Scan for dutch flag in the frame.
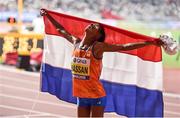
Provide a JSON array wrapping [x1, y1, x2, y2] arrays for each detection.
[[41, 9, 163, 117]]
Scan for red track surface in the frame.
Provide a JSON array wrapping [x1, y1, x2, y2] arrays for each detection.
[[0, 65, 180, 117]]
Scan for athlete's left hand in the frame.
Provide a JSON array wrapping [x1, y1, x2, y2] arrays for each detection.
[[150, 39, 164, 46], [159, 35, 174, 45], [154, 39, 164, 46]]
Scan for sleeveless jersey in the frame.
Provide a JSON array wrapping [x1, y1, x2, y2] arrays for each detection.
[[71, 43, 106, 98]]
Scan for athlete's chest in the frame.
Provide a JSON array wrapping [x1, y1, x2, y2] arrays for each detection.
[[71, 49, 92, 80]]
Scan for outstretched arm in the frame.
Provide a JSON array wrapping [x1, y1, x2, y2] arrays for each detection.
[[93, 40, 163, 59], [40, 9, 80, 44], [101, 41, 159, 52]]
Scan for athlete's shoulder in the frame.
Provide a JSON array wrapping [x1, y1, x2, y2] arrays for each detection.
[[74, 38, 81, 44], [92, 42, 105, 60], [93, 41, 107, 50], [73, 40, 81, 48]]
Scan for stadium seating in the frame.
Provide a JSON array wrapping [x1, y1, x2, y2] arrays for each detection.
[[0, 0, 179, 21]]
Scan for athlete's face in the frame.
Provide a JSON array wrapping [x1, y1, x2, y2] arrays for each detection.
[[85, 23, 101, 41]]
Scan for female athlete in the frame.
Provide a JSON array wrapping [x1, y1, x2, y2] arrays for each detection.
[[40, 9, 163, 117]]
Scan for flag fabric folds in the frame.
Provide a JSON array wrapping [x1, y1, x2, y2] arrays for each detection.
[[41, 9, 163, 117]]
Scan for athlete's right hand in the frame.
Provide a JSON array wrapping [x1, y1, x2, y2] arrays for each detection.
[[40, 9, 47, 16]]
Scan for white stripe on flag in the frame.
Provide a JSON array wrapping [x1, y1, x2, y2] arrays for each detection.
[[43, 34, 163, 91]]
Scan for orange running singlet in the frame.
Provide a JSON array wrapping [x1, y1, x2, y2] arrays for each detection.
[[71, 43, 106, 98]]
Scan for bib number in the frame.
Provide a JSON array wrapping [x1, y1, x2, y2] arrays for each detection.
[[71, 57, 90, 80]]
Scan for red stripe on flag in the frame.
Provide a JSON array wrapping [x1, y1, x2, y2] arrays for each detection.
[[43, 9, 162, 62]]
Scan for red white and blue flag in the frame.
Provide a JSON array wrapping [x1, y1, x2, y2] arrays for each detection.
[[41, 9, 163, 117]]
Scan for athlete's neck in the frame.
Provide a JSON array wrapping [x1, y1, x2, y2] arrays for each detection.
[[81, 34, 95, 48]]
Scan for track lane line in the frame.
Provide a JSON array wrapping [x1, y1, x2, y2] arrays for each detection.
[[0, 93, 76, 109], [0, 76, 39, 85], [0, 105, 64, 117], [164, 111, 180, 116]]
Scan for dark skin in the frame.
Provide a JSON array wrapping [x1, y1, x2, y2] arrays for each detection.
[[40, 9, 163, 117]]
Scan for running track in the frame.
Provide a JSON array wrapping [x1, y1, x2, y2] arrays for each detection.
[[0, 65, 180, 117]]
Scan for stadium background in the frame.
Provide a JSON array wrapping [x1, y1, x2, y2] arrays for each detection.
[[0, 0, 180, 117]]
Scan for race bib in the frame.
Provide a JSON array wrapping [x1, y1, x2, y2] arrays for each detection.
[[71, 57, 90, 80]]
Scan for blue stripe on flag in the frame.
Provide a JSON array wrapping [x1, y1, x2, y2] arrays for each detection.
[[41, 63, 163, 117]]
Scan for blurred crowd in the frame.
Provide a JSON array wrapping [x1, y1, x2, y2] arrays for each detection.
[[0, 0, 180, 21]]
